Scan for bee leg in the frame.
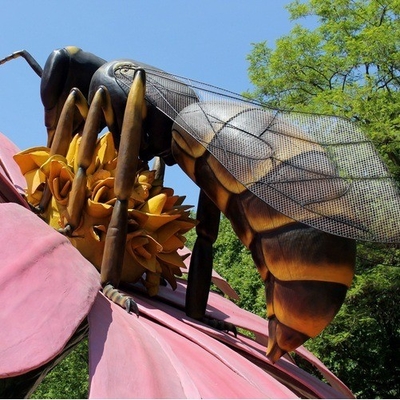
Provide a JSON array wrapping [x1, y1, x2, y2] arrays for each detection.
[[35, 88, 89, 214], [152, 156, 166, 181], [201, 316, 237, 336], [49, 88, 89, 155], [186, 190, 237, 336], [61, 85, 114, 233], [103, 284, 139, 315], [100, 69, 147, 316]]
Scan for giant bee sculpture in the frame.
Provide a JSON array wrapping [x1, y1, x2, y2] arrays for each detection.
[[2, 46, 400, 362]]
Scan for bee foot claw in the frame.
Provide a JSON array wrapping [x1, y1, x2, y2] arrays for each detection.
[[103, 283, 140, 317], [201, 316, 237, 337], [58, 225, 72, 236], [125, 298, 140, 317], [29, 203, 43, 214]]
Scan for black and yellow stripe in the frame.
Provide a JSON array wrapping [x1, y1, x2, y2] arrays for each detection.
[[172, 114, 356, 363]]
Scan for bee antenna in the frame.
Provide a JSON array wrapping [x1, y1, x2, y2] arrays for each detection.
[[0, 50, 43, 78]]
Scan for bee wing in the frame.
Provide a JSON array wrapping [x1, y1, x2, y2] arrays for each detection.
[[113, 61, 198, 113], [116, 64, 400, 243], [178, 101, 400, 243]]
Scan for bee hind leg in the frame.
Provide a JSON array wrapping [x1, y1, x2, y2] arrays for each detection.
[[201, 316, 237, 336], [186, 190, 237, 336]]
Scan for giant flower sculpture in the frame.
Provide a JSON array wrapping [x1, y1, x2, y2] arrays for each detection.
[[13, 131, 196, 297], [0, 131, 354, 398]]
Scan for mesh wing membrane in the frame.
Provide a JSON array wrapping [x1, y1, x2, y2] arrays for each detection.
[[115, 64, 400, 243]]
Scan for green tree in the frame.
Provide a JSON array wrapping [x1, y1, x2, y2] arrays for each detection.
[[245, 1, 400, 397]]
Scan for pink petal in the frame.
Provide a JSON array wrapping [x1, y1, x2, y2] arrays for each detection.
[[139, 290, 351, 398], [0, 132, 29, 208], [88, 293, 202, 399], [292, 346, 354, 398], [152, 278, 270, 346], [0, 203, 100, 377], [177, 248, 353, 398], [88, 292, 296, 399], [89, 280, 352, 398]]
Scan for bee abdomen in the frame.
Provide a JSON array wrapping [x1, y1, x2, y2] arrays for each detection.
[[254, 225, 356, 363], [226, 191, 356, 362], [265, 276, 349, 362], [171, 127, 357, 362]]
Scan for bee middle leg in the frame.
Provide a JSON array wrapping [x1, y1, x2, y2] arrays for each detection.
[[99, 69, 147, 316]]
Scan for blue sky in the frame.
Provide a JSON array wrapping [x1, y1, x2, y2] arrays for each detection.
[[0, 0, 302, 208]]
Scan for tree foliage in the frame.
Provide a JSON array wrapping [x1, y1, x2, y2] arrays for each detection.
[[306, 263, 400, 398], [247, 0, 400, 178]]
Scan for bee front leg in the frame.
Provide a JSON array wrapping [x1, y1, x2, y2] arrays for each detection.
[[100, 69, 147, 316], [36, 88, 89, 214], [186, 190, 237, 335]]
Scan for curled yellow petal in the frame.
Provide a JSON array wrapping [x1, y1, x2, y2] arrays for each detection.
[[130, 185, 149, 206], [91, 177, 116, 204], [41, 158, 74, 205], [140, 193, 167, 214], [155, 221, 182, 243], [127, 209, 149, 229], [23, 170, 45, 205], [13, 147, 50, 175], [103, 157, 118, 172], [51, 178, 67, 206], [86, 198, 114, 219], [87, 169, 112, 190], [30, 169, 47, 194], [84, 132, 117, 175], [160, 235, 186, 253], [143, 213, 181, 232], [41, 155, 70, 176], [137, 170, 155, 185], [157, 251, 187, 269], [90, 225, 107, 242], [96, 132, 117, 165], [126, 231, 162, 273], [65, 134, 81, 165]]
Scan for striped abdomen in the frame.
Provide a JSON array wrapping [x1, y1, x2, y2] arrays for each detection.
[[171, 109, 356, 362]]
